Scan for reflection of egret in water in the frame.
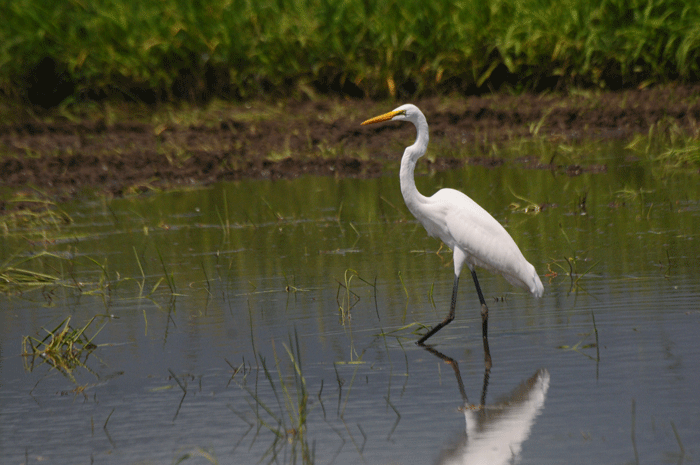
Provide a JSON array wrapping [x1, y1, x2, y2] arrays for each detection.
[[423, 346, 550, 465]]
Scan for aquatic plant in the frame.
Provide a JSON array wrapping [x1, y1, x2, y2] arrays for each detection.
[[557, 311, 600, 363], [336, 268, 376, 322], [21, 316, 106, 383], [0, 251, 67, 294], [174, 447, 220, 465], [546, 224, 599, 293], [236, 332, 314, 464], [0, 194, 72, 233]]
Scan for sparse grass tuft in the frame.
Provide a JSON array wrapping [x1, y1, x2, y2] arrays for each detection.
[[557, 311, 600, 362], [546, 224, 598, 293], [236, 331, 314, 464], [626, 121, 700, 170], [336, 269, 376, 322], [508, 188, 542, 214], [1, 193, 72, 236], [0, 252, 62, 293], [22, 316, 106, 383]]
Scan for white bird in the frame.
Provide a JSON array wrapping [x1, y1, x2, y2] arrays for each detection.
[[362, 104, 543, 362]]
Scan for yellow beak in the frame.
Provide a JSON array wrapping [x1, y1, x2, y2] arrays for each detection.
[[361, 109, 405, 125]]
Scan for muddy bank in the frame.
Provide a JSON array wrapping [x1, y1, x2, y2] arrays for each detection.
[[1, 84, 699, 204]]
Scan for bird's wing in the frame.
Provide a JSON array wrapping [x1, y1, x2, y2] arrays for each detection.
[[433, 189, 539, 293]]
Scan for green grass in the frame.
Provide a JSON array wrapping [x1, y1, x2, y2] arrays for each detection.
[[0, 252, 63, 293], [0, 193, 72, 233], [234, 332, 314, 464], [22, 316, 106, 383], [626, 120, 700, 169], [2, 0, 700, 105]]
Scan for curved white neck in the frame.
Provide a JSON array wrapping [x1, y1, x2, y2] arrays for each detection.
[[399, 113, 430, 213]]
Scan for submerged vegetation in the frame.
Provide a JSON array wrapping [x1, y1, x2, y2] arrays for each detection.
[[234, 333, 314, 464], [0, 191, 181, 301], [0, 193, 71, 232], [626, 121, 700, 169], [2, 0, 700, 106], [22, 316, 105, 383], [0, 252, 62, 293]]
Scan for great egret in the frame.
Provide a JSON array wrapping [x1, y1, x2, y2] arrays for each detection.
[[362, 104, 543, 361]]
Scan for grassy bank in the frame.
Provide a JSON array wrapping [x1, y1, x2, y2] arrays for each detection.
[[2, 0, 700, 106]]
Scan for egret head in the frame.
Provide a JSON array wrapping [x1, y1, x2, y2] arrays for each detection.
[[361, 104, 421, 126]]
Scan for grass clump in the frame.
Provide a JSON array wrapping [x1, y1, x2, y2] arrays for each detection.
[[1, 193, 72, 233], [2, 0, 700, 106], [0, 252, 62, 293], [627, 121, 700, 169], [22, 316, 106, 383]]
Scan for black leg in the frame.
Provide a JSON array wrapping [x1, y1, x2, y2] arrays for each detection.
[[417, 275, 459, 345], [471, 270, 492, 370]]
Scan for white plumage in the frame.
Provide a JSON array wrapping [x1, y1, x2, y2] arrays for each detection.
[[362, 104, 543, 353]]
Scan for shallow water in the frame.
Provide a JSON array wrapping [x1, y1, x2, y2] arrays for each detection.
[[1, 157, 699, 464]]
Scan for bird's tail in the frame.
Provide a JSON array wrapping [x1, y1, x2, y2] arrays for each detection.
[[531, 273, 544, 298]]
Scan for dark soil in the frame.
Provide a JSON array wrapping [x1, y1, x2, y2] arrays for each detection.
[[2, 84, 699, 208]]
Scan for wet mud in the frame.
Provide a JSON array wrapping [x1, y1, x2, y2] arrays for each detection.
[[1, 84, 699, 206]]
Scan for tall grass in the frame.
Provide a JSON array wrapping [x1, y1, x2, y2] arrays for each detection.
[[1, 0, 699, 105], [235, 332, 314, 464]]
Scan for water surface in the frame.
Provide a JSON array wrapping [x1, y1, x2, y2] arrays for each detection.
[[1, 157, 699, 464]]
